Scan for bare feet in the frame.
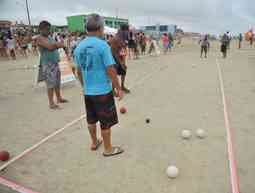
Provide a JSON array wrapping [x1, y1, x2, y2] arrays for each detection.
[[90, 139, 103, 151]]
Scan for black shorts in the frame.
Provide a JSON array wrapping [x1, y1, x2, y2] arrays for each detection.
[[201, 46, 208, 52], [221, 45, 227, 53], [84, 92, 118, 130], [21, 45, 28, 50], [128, 40, 136, 49], [114, 63, 126, 76]]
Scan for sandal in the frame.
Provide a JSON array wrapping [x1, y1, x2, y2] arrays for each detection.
[[91, 139, 103, 151], [50, 104, 60, 109], [103, 146, 124, 157], [58, 99, 69, 103], [122, 87, 131, 94]]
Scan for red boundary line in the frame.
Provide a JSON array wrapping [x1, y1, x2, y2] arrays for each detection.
[[216, 58, 240, 193], [0, 115, 86, 171], [0, 176, 40, 193]]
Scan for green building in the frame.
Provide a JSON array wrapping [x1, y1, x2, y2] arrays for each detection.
[[67, 14, 129, 32]]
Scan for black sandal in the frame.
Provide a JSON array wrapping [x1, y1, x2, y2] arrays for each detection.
[[58, 99, 69, 103], [103, 147, 124, 157]]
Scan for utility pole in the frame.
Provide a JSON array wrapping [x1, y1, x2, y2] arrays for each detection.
[[115, 8, 119, 19], [25, 0, 31, 26]]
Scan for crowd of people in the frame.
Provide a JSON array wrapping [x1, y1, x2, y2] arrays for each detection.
[[0, 31, 35, 60], [0, 30, 86, 60], [0, 26, 178, 61]]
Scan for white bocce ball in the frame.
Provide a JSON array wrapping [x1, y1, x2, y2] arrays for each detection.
[[196, 129, 206, 138], [166, 165, 179, 179], [182, 130, 192, 139]]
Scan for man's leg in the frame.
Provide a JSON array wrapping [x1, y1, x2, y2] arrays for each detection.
[[223, 50, 227, 58], [88, 124, 100, 150], [55, 87, 68, 103], [55, 66, 68, 103], [121, 75, 130, 93], [47, 88, 58, 108], [121, 75, 125, 89], [101, 128, 112, 153]]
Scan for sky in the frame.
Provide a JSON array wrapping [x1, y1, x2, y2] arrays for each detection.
[[0, 0, 254, 35]]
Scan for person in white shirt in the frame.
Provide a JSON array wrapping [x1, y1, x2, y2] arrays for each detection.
[[7, 36, 16, 60]]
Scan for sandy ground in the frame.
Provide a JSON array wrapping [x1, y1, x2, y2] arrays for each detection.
[[0, 39, 254, 193]]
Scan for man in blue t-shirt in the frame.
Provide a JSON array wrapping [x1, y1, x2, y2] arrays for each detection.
[[74, 14, 124, 157]]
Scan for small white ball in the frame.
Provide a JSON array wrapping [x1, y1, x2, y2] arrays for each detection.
[[166, 166, 179, 179], [182, 130, 191, 139], [196, 129, 206, 138]]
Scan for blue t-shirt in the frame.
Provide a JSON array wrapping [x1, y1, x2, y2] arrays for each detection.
[[74, 37, 115, 95]]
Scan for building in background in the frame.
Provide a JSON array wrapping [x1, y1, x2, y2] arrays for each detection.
[[67, 14, 129, 32], [139, 24, 177, 38]]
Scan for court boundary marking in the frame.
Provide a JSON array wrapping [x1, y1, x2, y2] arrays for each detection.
[[0, 176, 40, 193], [216, 57, 240, 193]]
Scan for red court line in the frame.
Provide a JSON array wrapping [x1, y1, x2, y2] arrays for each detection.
[[216, 58, 240, 193], [0, 115, 86, 172], [0, 176, 40, 193]]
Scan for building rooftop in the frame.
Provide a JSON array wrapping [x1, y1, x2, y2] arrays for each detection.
[[67, 14, 128, 21]]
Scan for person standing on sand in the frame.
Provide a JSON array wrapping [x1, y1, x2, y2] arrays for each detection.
[[36, 21, 69, 109], [161, 33, 169, 54], [168, 33, 174, 51], [140, 33, 147, 55], [238, 33, 243, 49], [20, 34, 29, 58], [6, 36, 16, 60], [128, 31, 136, 59], [109, 24, 131, 94], [221, 33, 229, 58], [74, 14, 124, 157], [249, 31, 254, 46], [200, 35, 210, 58]]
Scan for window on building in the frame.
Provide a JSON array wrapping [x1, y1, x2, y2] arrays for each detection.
[[159, 25, 168, 32], [145, 26, 156, 31]]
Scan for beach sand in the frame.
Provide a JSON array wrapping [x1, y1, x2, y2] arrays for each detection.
[[0, 38, 254, 193]]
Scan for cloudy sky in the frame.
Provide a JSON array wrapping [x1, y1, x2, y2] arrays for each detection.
[[0, 0, 254, 34]]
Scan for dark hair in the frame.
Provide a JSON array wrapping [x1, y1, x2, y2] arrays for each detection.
[[39, 21, 51, 30]]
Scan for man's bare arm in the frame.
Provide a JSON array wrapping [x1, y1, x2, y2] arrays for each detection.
[[107, 65, 123, 100], [107, 66, 121, 90], [76, 67, 83, 87], [36, 36, 63, 51]]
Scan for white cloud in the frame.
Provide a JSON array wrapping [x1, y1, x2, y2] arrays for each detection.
[[0, 0, 254, 34]]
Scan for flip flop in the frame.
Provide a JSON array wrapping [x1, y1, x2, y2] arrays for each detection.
[[103, 146, 124, 157], [58, 99, 69, 103], [122, 88, 131, 94], [91, 139, 103, 151], [49, 104, 60, 110]]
